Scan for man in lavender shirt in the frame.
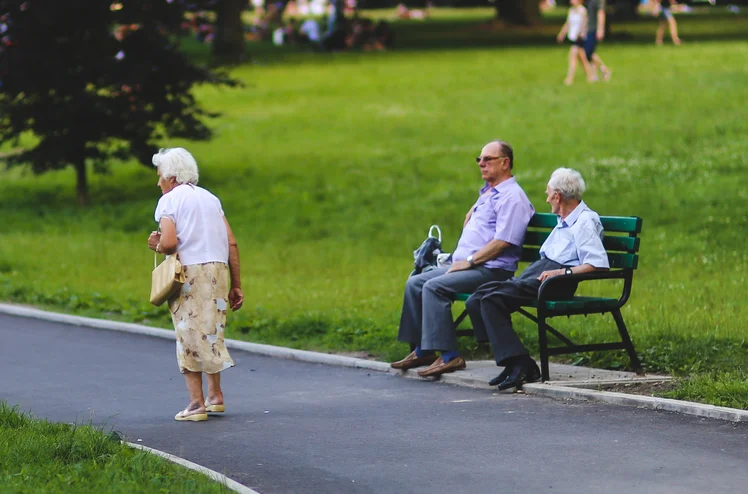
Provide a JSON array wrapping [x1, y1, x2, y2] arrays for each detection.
[[391, 140, 535, 378]]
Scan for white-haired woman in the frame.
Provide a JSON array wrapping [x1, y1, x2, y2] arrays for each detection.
[[147, 147, 243, 422]]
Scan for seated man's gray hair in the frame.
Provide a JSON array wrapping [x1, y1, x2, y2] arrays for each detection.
[[152, 147, 199, 185], [548, 167, 586, 201]]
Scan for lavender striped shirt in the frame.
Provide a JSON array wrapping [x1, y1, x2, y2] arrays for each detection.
[[452, 177, 535, 272]]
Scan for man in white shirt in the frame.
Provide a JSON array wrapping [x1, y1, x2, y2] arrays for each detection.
[[465, 168, 609, 390]]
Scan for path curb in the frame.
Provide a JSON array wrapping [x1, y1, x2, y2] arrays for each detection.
[[522, 384, 748, 422], [2, 302, 747, 423], [126, 442, 260, 494]]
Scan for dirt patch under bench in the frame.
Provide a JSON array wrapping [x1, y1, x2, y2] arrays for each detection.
[[594, 380, 678, 396]]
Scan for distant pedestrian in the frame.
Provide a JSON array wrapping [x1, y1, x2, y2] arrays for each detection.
[[148, 148, 244, 422], [655, 0, 681, 45], [584, 0, 612, 82], [300, 18, 322, 46], [556, 0, 595, 85]]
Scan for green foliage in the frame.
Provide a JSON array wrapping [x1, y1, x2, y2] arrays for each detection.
[[0, 13, 747, 407], [0, 402, 227, 493]]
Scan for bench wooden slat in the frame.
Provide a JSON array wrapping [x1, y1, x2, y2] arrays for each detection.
[[528, 214, 558, 228], [523, 231, 550, 246], [603, 235, 640, 253], [600, 216, 642, 234], [521, 247, 638, 269], [526, 230, 639, 252], [607, 253, 638, 269], [525, 231, 639, 252], [545, 297, 619, 311], [529, 213, 642, 235]]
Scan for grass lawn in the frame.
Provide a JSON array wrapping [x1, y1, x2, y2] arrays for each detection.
[[1, 11, 747, 407], [0, 402, 227, 493]]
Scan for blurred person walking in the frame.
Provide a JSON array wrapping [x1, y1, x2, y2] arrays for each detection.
[[147, 148, 244, 422], [556, 0, 595, 85], [584, 0, 612, 81], [654, 0, 682, 45]]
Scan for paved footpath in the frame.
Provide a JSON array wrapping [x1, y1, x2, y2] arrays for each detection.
[[2, 314, 748, 494]]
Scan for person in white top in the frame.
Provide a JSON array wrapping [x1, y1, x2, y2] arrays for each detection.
[[147, 147, 244, 422], [556, 0, 595, 86]]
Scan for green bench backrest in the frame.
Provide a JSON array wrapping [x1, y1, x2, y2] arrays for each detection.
[[521, 213, 642, 270]]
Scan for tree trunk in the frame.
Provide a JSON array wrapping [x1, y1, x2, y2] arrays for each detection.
[[495, 0, 542, 26], [212, 0, 246, 63], [75, 160, 89, 207], [611, 0, 639, 21]]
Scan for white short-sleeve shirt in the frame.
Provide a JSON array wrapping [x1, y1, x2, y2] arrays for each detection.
[[539, 201, 610, 269], [567, 6, 586, 41], [154, 184, 229, 266]]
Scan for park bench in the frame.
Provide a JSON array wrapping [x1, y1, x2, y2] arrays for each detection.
[[453, 212, 643, 382]]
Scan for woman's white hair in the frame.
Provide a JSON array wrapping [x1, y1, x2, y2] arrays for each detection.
[[547, 167, 586, 201], [152, 148, 199, 185]]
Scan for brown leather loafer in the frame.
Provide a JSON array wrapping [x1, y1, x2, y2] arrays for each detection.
[[417, 356, 467, 377], [390, 351, 438, 370]]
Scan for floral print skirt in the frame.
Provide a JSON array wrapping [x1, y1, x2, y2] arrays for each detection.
[[168, 262, 235, 374]]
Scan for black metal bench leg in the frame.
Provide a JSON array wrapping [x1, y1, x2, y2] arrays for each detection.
[[538, 312, 550, 382], [611, 308, 643, 375]]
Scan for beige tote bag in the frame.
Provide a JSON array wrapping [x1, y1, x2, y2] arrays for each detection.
[[150, 252, 186, 306]]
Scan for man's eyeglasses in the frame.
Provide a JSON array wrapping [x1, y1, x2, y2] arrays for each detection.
[[476, 156, 506, 164]]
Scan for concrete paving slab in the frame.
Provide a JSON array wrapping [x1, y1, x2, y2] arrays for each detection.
[[391, 359, 671, 390]]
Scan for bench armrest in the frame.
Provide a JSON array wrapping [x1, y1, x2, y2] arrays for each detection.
[[538, 269, 632, 307]]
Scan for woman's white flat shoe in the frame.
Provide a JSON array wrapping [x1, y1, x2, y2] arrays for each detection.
[[204, 399, 225, 413], [174, 408, 208, 422]]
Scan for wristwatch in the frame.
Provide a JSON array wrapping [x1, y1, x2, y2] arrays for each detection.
[[564, 267, 573, 275], [467, 255, 476, 267]]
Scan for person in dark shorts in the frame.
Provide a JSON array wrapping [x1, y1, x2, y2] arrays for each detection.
[[584, 0, 612, 82], [556, 0, 594, 85], [655, 0, 682, 45]]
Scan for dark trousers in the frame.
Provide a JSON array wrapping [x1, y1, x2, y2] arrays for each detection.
[[465, 259, 577, 365]]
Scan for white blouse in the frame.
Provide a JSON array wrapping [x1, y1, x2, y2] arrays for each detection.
[[154, 184, 229, 266], [567, 6, 586, 42]]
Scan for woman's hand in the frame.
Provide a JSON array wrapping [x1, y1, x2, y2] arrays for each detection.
[[229, 287, 244, 311], [148, 231, 161, 252]]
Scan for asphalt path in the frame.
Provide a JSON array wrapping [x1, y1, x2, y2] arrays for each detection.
[[2, 313, 748, 493]]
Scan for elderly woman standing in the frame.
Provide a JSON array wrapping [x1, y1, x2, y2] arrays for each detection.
[[147, 148, 243, 422]]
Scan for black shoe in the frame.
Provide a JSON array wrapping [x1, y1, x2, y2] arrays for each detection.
[[488, 367, 511, 387], [497, 359, 541, 391]]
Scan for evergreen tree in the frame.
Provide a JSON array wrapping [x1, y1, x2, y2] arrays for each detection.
[[0, 0, 236, 206]]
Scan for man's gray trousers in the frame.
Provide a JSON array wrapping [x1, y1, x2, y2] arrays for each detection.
[[465, 258, 577, 365], [397, 265, 512, 352]]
